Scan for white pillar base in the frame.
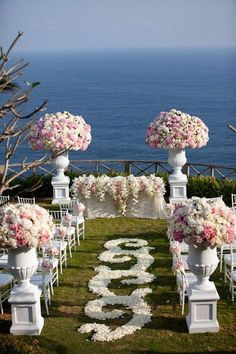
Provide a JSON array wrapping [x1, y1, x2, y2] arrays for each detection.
[[8, 285, 44, 335], [169, 180, 187, 204], [51, 175, 71, 204], [186, 282, 220, 333]]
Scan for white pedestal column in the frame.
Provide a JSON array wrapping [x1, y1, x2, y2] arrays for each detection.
[[168, 149, 187, 203], [7, 247, 44, 335], [51, 152, 71, 204], [186, 283, 220, 333], [8, 286, 44, 335]]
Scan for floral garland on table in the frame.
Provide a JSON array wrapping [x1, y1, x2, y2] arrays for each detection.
[[77, 238, 155, 342], [0, 204, 54, 248], [71, 174, 165, 215], [145, 108, 209, 150], [29, 111, 91, 152], [167, 197, 236, 248]]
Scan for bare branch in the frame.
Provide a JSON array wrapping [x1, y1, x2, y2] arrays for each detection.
[[228, 124, 236, 133], [10, 99, 48, 119]]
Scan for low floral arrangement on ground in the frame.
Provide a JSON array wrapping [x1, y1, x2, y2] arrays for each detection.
[[78, 238, 155, 342], [167, 197, 236, 248], [29, 111, 91, 152], [145, 108, 209, 149], [0, 204, 54, 248], [70, 174, 165, 214]]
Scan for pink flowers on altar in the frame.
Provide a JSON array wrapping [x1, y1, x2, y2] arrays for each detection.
[[29, 111, 92, 152], [167, 197, 236, 248], [145, 109, 209, 150], [0, 204, 54, 249], [75, 202, 85, 214]]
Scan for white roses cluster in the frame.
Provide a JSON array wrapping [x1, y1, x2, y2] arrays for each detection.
[[77, 238, 155, 341], [71, 174, 165, 215]]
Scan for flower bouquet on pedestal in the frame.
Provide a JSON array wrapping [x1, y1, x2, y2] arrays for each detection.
[[145, 109, 209, 202], [167, 197, 236, 333], [0, 203, 54, 335], [29, 111, 91, 204]]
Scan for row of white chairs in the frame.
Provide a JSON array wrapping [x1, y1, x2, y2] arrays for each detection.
[[0, 196, 35, 204], [0, 198, 86, 315]]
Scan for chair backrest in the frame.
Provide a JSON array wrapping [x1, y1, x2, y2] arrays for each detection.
[[206, 196, 223, 203], [48, 210, 67, 223], [0, 195, 10, 203], [17, 196, 35, 204], [59, 198, 79, 214], [231, 194, 236, 208]]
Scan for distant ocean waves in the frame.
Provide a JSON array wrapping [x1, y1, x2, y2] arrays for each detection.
[[11, 48, 236, 167]]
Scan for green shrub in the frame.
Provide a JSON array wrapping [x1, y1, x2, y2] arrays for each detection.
[[6, 172, 236, 206]]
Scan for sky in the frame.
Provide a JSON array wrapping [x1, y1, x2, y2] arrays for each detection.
[[0, 0, 235, 51]]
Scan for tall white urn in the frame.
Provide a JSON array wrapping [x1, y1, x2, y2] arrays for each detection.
[[186, 244, 220, 334], [8, 247, 44, 335], [187, 244, 219, 290], [167, 148, 187, 203], [51, 151, 71, 204]]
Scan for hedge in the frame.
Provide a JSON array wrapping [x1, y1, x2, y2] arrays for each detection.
[[5, 172, 236, 207]]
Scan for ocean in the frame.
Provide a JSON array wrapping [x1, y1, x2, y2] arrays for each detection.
[[9, 48, 236, 167]]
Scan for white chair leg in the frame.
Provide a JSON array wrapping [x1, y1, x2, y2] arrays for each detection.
[[220, 248, 223, 272], [83, 221, 85, 240], [0, 295, 3, 314]]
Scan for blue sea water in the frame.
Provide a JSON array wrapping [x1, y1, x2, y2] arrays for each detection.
[[10, 48, 236, 166]]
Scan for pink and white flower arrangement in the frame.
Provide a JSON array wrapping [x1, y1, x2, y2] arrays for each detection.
[[75, 202, 85, 215], [29, 111, 92, 152], [64, 213, 73, 222], [71, 174, 165, 215], [46, 246, 59, 257], [0, 204, 54, 249], [169, 242, 181, 255], [167, 197, 236, 248], [56, 225, 68, 239], [145, 109, 209, 150], [172, 260, 185, 274]]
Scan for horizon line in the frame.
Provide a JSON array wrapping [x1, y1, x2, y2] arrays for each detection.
[[12, 46, 236, 54]]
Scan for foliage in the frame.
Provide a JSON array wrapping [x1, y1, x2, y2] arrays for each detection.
[[187, 176, 236, 206], [6, 172, 236, 206], [0, 32, 49, 196]]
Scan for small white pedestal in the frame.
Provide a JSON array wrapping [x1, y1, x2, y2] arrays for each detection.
[[167, 149, 187, 203], [169, 179, 187, 204], [186, 282, 220, 334], [51, 175, 71, 204], [8, 285, 44, 335]]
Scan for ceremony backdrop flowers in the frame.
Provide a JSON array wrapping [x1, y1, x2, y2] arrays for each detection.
[[71, 174, 165, 214], [167, 197, 236, 248], [29, 111, 91, 152], [0, 204, 54, 248], [145, 108, 209, 150]]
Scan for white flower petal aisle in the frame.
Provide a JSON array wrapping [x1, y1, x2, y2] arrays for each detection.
[[77, 238, 155, 342]]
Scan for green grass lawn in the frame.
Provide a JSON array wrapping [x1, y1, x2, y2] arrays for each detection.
[[0, 217, 236, 354]]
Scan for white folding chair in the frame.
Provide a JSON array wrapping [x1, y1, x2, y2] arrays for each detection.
[[48, 210, 76, 258], [230, 270, 236, 301], [218, 241, 236, 272], [37, 253, 59, 295], [17, 196, 35, 204], [0, 272, 14, 314], [0, 252, 8, 268], [0, 195, 10, 204], [224, 243, 236, 285], [49, 223, 68, 274], [176, 270, 197, 315], [60, 204, 85, 244], [31, 271, 51, 316]]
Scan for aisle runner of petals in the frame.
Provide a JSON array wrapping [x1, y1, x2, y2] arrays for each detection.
[[77, 238, 155, 342]]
